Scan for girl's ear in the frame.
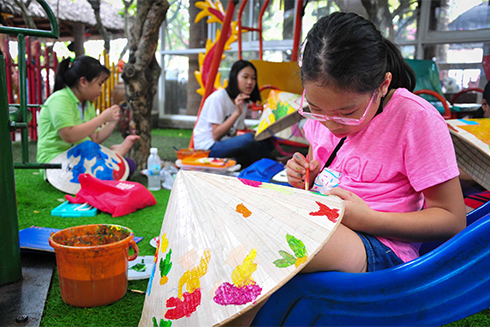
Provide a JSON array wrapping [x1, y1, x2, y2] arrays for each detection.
[[483, 99, 489, 115], [380, 72, 392, 96], [78, 76, 88, 88], [482, 99, 488, 110]]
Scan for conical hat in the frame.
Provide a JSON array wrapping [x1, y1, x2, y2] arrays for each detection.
[[46, 141, 129, 195], [139, 170, 344, 327]]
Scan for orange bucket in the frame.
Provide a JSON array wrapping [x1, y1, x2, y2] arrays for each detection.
[[49, 224, 139, 307]]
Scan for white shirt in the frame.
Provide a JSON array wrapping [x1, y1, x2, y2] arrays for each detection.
[[193, 89, 247, 150]]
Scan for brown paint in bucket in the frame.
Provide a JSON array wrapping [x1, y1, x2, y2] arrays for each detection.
[[49, 224, 139, 307]]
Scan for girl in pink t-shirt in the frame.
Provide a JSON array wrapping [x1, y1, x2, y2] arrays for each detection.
[[286, 12, 466, 274]]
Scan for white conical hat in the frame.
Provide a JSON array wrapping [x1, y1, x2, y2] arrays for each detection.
[[139, 170, 344, 327], [46, 140, 129, 195]]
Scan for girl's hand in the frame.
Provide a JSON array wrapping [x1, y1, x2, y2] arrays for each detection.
[[234, 93, 250, 115], [286, 152, 321, 189], [327, 187, 375, 232], [100, 105, 121, 123]]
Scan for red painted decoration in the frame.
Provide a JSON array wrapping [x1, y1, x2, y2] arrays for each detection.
[[165, 289, 202, 320], [309, 201, 340, 222]]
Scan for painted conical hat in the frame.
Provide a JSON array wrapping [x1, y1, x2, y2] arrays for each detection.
[[139, 170, 344, 327], [45, 140, 129, 195]]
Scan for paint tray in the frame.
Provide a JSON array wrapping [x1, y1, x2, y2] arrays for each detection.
[[175, 158, 241, 176], [51, 201, 98, 218]]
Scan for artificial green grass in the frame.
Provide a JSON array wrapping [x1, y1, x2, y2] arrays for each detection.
[[13, 129, 190, 327], [11, 128, 490, 326]]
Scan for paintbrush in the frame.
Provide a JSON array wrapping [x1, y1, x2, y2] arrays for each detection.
[[305, 154, 310, 191]]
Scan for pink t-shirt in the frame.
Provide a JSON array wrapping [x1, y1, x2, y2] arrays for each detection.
[[304, 88, 459, 262]]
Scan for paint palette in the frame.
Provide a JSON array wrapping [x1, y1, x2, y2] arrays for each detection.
[[175, 158, 241, 176], [128, 256, 155, 280], [180, 157, 236, 168], [150, 236, 159, 249]]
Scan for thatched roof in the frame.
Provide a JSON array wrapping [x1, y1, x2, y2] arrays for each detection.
[[1, 0, 126, 40]]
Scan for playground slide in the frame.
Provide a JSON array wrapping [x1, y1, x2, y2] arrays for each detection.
[[252, 201, 490, 326]]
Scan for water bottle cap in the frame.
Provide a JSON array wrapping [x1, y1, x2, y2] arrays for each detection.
[[150, 148, 158, 154]]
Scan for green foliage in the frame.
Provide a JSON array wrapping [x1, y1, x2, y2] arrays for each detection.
[[163, 0, 189, 51], [119, 0, 137, 16]]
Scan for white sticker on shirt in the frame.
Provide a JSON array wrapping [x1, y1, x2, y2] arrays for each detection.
[[311, 167, 341, 194]]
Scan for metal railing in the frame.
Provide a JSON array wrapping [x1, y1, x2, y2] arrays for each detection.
[[0, 0, 59, 285]]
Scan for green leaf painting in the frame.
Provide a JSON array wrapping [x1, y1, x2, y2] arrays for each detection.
[[286, 234, 307, 258], [273, 234, 308, 268], [160, 249, 172, 277]]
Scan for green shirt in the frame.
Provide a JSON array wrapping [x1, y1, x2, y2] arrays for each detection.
[[36, 87, 97, 163]]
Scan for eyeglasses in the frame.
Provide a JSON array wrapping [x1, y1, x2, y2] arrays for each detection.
[[298, 89, 378, 125]]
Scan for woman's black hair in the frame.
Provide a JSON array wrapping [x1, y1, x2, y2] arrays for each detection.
[[225, 60, 261, 102], [301, 12, 416, 94], [53, 55, 110, 92], [484, 81, 490, 103]]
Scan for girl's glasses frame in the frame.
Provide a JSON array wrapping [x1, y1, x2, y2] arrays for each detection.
[[298, 89, 378, 125]]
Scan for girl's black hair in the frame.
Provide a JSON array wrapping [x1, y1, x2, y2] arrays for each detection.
[[225, 60, 261, 102], [301, 12, 416, 94], [53, 55, 110, 92], [484, 81, 490, 103]]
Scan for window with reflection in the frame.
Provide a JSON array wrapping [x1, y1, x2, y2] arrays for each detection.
[[429, 0, 490, 32], [160, 0, 489, 118]]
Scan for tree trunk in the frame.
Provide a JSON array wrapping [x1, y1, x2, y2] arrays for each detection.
[[187, 0, 207, 116], [72, 22, 86, 57], [12, 0, 37, 29], [119, 0, 135, 61], [88, 0, 112, 53], [122, 0, 169, 170]]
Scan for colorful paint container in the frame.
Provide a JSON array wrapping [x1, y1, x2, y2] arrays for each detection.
[[49, 224, 139, 307]]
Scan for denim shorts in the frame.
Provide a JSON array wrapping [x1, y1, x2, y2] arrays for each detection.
[[355, 231, 404, 272]]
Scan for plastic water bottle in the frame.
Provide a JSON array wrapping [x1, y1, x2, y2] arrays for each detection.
[[147, 147, 161, 191]]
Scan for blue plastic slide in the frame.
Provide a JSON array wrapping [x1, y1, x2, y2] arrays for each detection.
[[252, 201, 490, 326]]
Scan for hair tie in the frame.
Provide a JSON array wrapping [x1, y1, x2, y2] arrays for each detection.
[[299, 38, 308, 68]]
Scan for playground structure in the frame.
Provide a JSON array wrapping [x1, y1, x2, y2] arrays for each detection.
[[191, 0, 490, 148], [4, 35, 58, 141], [3, 36, 121, 142], [189, 0, 305, 148], [0, 0, 60, 286], [0, 0, 120, 287]]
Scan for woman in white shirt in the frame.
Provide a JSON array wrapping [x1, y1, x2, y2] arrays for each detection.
[[193, 60, 274, 168]]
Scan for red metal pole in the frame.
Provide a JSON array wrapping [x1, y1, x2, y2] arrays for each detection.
[[291, 0, 304, 62], [4, 39, 13, 104], [5, 40, 15, 141], [257, 0, 271, 60], [26, 36, 34, 139], [237, 0, 248, 60], [189, 0, 238, 149], [33, 40, 42, 140], [44, 46, 50, 99]]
